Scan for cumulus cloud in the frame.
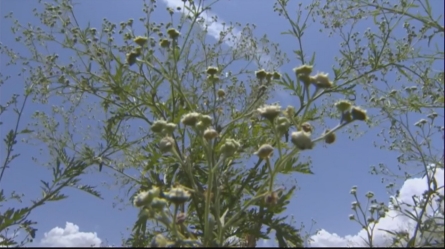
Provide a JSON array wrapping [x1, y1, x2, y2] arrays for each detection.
[[309, 168, 444, 247], [40, 222, 102, 247]]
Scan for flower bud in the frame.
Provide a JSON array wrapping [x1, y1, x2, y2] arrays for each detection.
[[217, 89, 226, 98], [293, 65, 313, 76], [164, 187, 191, 205], [206, 66, 219, 76], [151, 120, 167, 133], [351, 107, 368, 121], [255, 69, 267, 81], [324, 129, 336, 144], [335, 100, 352, 112], [167, 28, 180, 39]]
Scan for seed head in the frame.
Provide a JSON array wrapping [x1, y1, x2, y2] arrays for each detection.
[[181, 112, 201, 126], [133, 36, 148, 46], [257, 104, 281, 122], [254, 144, 274, 159], [206, 66, 219, 76], [335, 100, 352, 112], [159, 136, 175, 153], [324, 129, 336, 144], [291, 131, 313, 150], [167, 28, 180, 39], [203, 128, 218, 140], [351, 107, 368, 121], [312, 72, 333, 88], [255, 69, 268, 81], [293, 65, 313, 76]]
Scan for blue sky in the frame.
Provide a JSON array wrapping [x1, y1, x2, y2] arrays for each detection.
[[1, 0, 444, 247]]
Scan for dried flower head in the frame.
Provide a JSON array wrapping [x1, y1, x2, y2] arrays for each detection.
[[206, 66, 219, 76], [164, 187, 191, 204], [312, 72, 333, 88], [167, 28, 180, 39], [335, 100, 352, 112], [293, 65, 313, 76], [217, 89, 226, 98], [181, 112, 201, 126], [255, 69, 267, 81], [203, 128, 218, 140], [133, 36, 148, 46], [351, 107, 368, 121], [254, 144, 274, 159], [159, 136, 175, 153], [257, 104, 282, 122], [324, 129, 336, 144], [159, 38, 170, 48], [151, 120, 167, 133], [291, 131, 313, 150]]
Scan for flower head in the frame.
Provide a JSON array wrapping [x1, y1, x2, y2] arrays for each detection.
[[167, 28, 180, 39], [291, 131, 313, 150], [164, 187, 191, 205], [151, 120, 167, 133], [324, 129, 336, 144], [255, 69, 267, 81], [133, 36, 148, 46], [264, 191, 279, 206], [126, 52, 138, 66], [181, 112, 201, 126], [257, 104, 281, 122], [220, 139, 241, 157], [159, 38, 170, 48], [159, 136, 175, 153], [217, 89, 226, 98], [312, 72, 333, 88], [203, 128, 218, 140], [254, 144, 274, 159], [335, 100, 352, 112], [351, 107, 368, 121], [206, 66, 219, 76], [293, 65, 313, 76]]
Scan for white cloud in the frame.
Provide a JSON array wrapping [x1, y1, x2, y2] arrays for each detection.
[[161, 0, 269, 64], [40, 222, 102, 247], [309, 168, 444, 247]]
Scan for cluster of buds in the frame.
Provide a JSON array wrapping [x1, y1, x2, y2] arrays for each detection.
[[133, 186, 191, 209]]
